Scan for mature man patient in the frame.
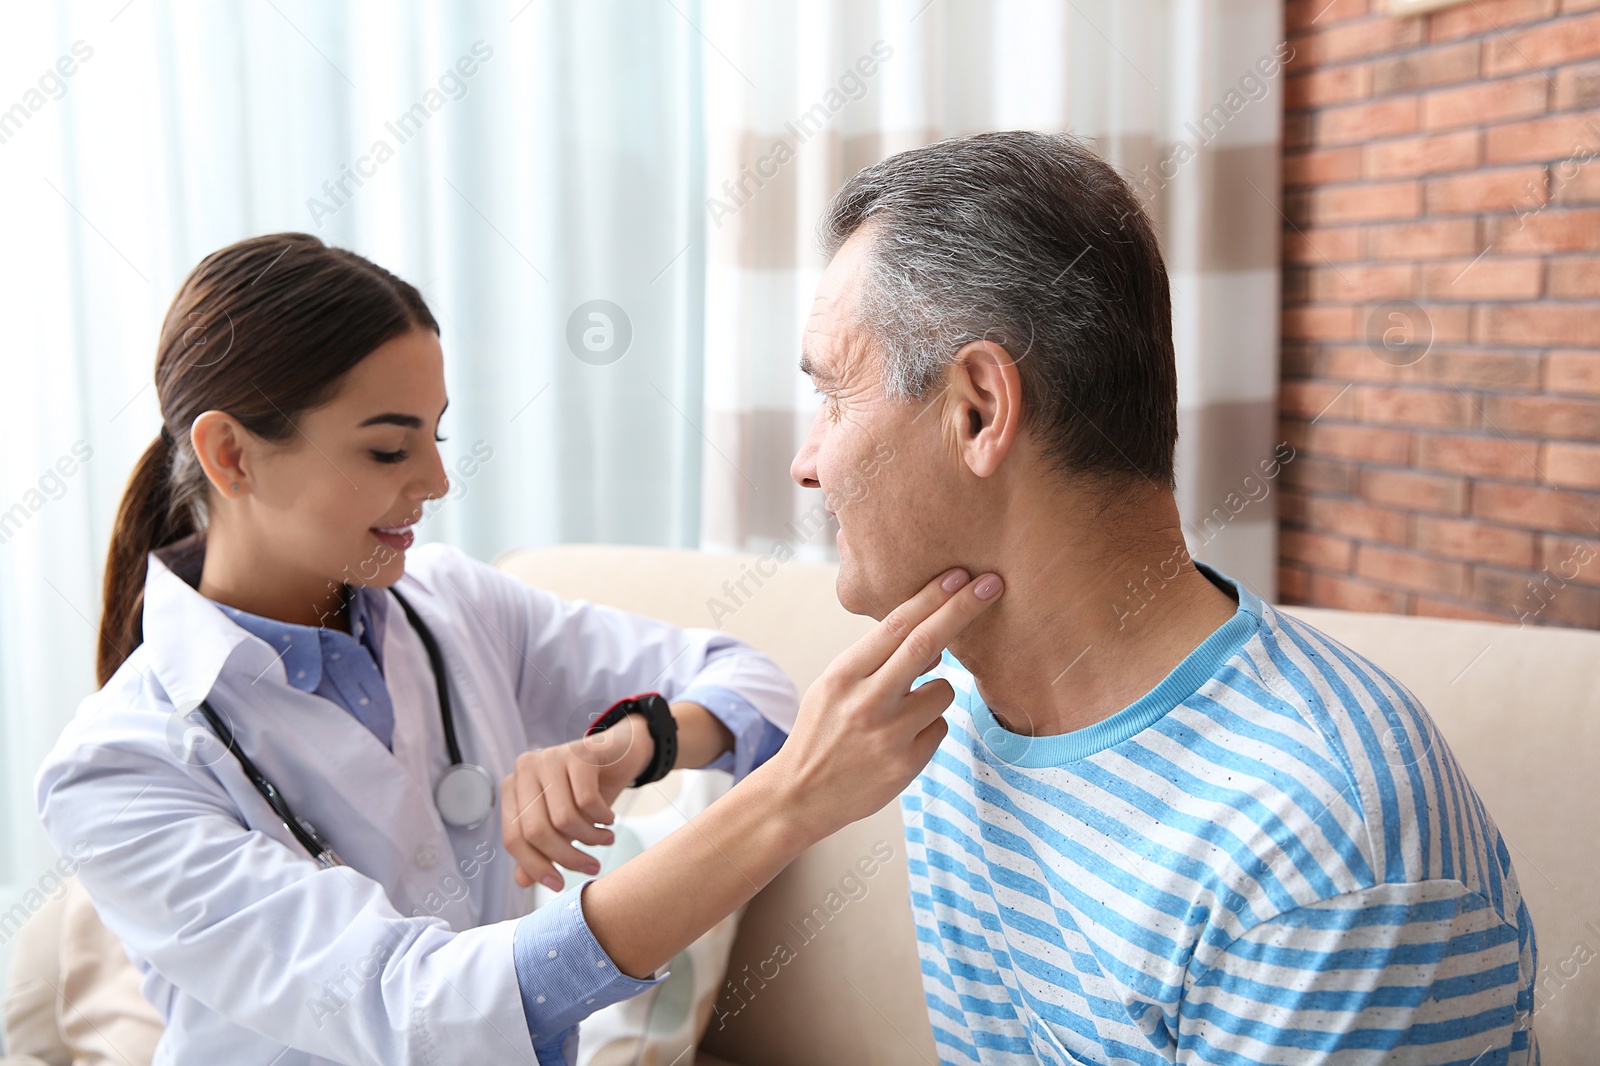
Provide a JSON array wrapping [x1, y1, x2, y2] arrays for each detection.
[[788, 131, 1536, 1065]]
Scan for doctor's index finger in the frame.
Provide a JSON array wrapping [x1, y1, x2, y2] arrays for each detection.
[[841, 569, 1000, 680], [833, 568, 968, 678], [875, 572, 1003, 690]]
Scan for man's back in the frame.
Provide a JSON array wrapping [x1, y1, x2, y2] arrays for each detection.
[[903, 564, 1537, 1065]]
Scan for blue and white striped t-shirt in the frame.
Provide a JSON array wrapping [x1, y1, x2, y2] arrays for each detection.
[[902, 564, 1537, 1065]]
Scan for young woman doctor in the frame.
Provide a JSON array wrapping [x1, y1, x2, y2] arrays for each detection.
[[34, 233, 1004, 1066]]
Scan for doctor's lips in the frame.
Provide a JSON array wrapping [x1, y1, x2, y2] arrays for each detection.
[[370, 518, 418, 552]]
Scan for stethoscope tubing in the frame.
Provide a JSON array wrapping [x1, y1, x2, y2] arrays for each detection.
[[192, 585, 487, 868], [194, 698, 344, 868], [388, 588, 466, 768]]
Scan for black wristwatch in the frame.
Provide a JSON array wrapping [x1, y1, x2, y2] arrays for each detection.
[[584, 692, 678, 787]]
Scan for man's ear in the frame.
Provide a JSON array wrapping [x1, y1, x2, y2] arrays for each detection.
[[944, 339, 1023, 478], [190, 410, 253, 498]]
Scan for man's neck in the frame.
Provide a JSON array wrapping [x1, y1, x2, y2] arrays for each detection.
[[946, 495, 1240, 740]]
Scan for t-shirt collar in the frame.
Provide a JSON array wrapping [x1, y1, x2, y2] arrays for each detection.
[[955, 561, 1261, 767]]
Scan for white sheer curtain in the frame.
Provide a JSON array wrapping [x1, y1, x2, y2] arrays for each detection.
[[0, 0, 708, 980], [0, 0, 1285, 995]]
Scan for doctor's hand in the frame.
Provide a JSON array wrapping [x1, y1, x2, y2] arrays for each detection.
[[577, 567, 1002, 982], [752, 567, 1004, 843], [500, 717, 652, 892]]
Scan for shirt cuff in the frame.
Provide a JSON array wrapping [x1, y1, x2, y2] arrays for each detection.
[[677, 684, 789, 782], [513, 882, 664, 1057]]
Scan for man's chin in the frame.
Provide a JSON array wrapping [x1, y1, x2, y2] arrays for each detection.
[[833, 563, 884, 620]]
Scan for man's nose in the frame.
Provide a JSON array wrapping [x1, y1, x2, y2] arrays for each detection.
[[790, 409, 823, 489]]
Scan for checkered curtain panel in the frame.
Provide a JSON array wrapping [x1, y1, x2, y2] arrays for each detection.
[[697, 0, 1287, 600]]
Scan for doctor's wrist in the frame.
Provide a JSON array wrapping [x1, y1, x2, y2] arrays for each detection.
[[669, 701, 734, 772], [619, 714, 658, 782], [583, 713, 654, 786]]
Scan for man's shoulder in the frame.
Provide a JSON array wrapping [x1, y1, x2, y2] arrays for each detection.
[[1235, 601, 1436, 791], [1207, 603, 1516, 905]]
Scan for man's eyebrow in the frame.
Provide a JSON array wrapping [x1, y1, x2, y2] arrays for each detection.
[[799, 351, 837, 386]]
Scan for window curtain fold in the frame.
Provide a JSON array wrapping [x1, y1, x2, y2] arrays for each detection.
[[0, 0, 1282, 992]]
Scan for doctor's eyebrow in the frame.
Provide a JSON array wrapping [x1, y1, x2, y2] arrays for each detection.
[[358, 401, 449, 429], [360, 413, 423, 428]]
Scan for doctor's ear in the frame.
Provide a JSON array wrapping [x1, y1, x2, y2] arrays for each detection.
[[189, 410, 253, 497], [943, 340, 1023, 478]]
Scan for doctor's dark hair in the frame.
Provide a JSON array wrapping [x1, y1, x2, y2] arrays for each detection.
[[97, 233, 438, 686], [818, 130, 1177, 491]]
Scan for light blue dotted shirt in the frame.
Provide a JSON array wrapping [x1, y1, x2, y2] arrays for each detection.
[[218, 586, 395, 748]]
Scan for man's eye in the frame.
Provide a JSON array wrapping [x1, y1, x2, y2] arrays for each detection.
[[371, 449, 408, 464]]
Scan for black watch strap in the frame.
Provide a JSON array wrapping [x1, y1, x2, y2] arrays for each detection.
[[584, 692, 678, 787]]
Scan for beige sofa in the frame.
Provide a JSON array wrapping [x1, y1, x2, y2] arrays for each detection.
[[7, 545, 1597, 1064]]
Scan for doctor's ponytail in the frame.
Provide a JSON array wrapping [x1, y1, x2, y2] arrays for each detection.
[[99, 428, 194, 685], [97, 234, 438, 686]]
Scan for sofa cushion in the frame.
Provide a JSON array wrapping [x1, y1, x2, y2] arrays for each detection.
[[1, 878, 162, 1066]]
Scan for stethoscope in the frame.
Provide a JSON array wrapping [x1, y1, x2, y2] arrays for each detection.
[[195, 587, 496, 869]]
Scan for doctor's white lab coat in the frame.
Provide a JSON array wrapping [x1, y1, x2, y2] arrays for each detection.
[[34, 542, 798, 1065]]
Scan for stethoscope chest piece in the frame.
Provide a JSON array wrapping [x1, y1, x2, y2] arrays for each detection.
[[435, 762, 496, 829], [200, 585, 500, 864]]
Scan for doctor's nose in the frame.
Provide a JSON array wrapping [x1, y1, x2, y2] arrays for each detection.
[[417, 441, 451, 502]]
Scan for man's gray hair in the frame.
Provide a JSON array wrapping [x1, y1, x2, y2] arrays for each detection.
[[818, 130, 1178, 489]]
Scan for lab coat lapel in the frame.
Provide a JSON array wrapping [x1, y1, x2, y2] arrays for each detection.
[[382, 584, 509, 930], [196, 633, 464, 918], [139, 548, 250, 712], [380, 595, 484, 930], [140, 547, 471, 928]]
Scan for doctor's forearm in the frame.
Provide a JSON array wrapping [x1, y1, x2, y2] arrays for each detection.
[[579, 759, 818, 980], [668, 700, 734, 770]]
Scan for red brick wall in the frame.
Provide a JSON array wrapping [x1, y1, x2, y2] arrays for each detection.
[[1279, 0, 1600, 627]]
